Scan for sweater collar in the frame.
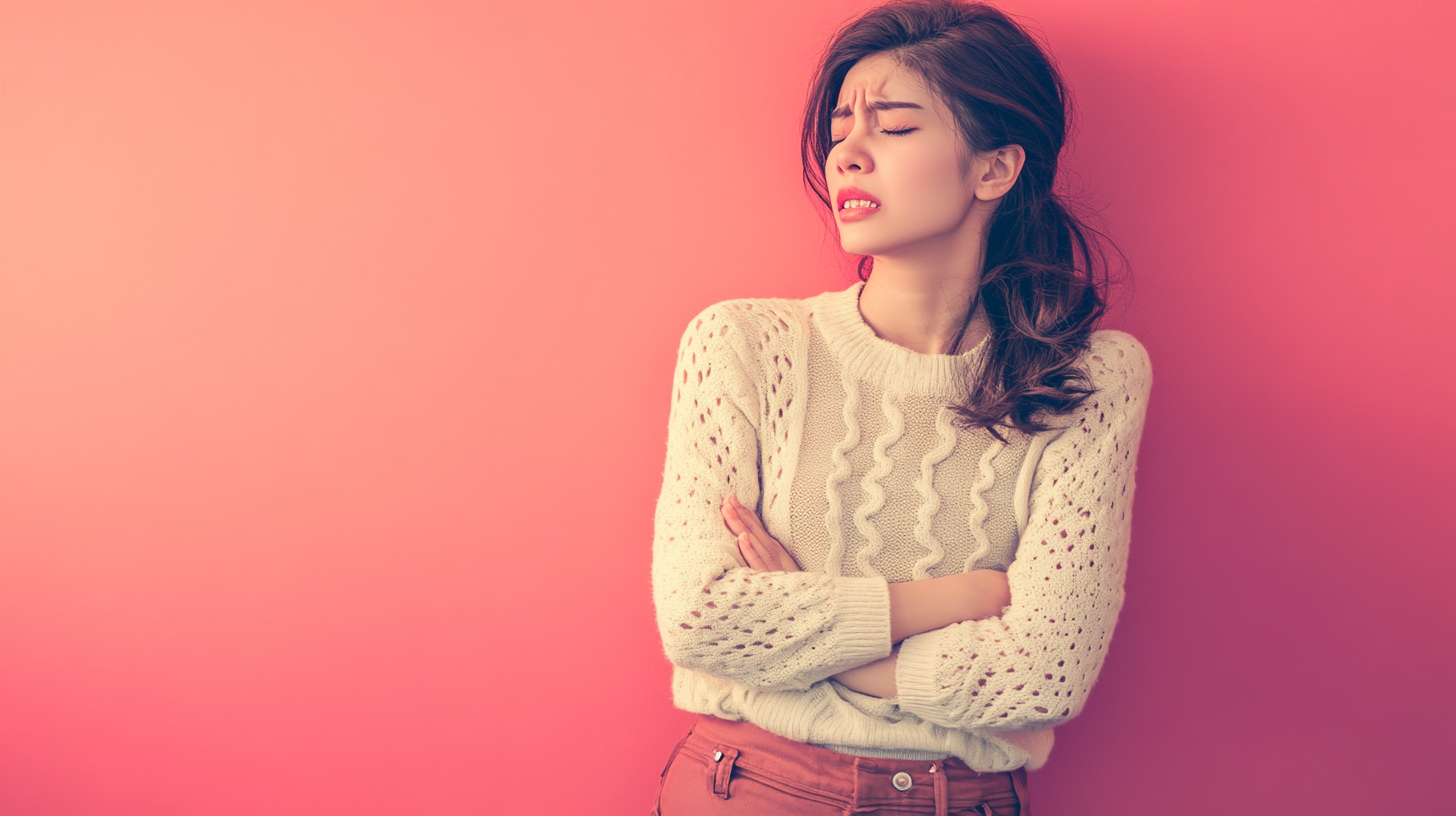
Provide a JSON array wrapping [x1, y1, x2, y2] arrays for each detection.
[[813, 279, 989, 398]]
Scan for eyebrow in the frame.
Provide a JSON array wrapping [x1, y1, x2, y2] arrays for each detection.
[[829, 100, 924, 119]]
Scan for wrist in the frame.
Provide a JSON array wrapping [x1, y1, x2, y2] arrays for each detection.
[[963, 569, 1011, 621], [888, 575, 964, 643], [835, 649, 899, 698]]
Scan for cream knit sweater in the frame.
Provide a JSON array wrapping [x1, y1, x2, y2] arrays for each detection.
[[651, 280, 1153, 772]]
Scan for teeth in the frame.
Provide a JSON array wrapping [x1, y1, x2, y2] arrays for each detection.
[[842, 199, 879, 209]]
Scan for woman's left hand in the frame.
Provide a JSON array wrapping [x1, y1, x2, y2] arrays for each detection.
[[720, 494, 801, 573]]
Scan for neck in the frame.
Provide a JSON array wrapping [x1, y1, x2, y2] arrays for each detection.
[[856, 265, 988, 356]]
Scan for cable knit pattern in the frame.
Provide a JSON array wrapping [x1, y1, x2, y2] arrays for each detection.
[[823, 369, 863, 577], [963, 435, 1004, 572], [852, 388, 904, 576], [894, 330, 1152, 732], [909, 407, 958, 580], [651, 280, 1153, 772], [652, 300, 894, 692]]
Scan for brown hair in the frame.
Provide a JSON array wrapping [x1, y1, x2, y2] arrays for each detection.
[[800, 0, 1128, 442]]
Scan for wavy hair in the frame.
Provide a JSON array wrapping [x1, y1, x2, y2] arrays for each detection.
[[800, 0, 1128, 442]]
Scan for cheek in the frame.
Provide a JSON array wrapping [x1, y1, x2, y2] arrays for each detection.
[[890, 154, 972, 220]]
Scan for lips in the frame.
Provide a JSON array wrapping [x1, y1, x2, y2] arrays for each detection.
[[836, 186, 881, 210], [836, 186, 882, 223]]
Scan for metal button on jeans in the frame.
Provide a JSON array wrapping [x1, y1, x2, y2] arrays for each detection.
[[891, 771, 913, 791]]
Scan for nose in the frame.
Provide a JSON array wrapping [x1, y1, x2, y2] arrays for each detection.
[[831, 89, 874, 174]]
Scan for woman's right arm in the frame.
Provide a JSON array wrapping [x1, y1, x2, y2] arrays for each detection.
[[718, 488, 1011, 647], [652, 301, 897, 692]]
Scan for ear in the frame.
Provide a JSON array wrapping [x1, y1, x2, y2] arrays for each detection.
[[972, 144, 1026, 202]]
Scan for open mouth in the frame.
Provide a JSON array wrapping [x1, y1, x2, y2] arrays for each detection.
[[836, 186, 881, 220]]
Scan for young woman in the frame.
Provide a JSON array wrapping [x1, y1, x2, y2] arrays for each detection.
[[648, 1, 1153, 813]]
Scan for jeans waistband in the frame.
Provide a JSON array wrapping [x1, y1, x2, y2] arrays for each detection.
[[684, 714, 1027, 815]]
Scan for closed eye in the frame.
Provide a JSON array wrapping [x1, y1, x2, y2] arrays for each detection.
[[829, 127, 916, 148]]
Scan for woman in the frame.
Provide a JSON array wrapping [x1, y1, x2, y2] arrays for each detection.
[[649, 1, 1152, 813]]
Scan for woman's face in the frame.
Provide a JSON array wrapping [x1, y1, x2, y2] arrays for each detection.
[[827, 53, 981, 259]]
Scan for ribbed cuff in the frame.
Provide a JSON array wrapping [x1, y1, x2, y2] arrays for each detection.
[[894, 627, 951, 717], [831, 576, 894, 668]]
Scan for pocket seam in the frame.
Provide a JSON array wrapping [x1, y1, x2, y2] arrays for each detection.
[[660, 730, 692, 778], [652, 730, 693, 816]]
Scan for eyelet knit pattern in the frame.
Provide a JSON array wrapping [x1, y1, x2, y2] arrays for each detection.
[[651, 280, 1153, 771]]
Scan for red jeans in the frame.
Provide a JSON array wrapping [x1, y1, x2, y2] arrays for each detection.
[[651, 714, 1029, 816]]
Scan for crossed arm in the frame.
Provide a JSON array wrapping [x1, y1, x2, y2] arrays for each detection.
[[663, 313, 1148, 726], [719, 493, 1011, 699]]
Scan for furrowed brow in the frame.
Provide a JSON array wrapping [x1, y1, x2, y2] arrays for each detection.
[[829, 100, 924, 119]]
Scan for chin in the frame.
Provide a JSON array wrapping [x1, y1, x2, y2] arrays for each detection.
[[839, 236, 899, 257], [841, 221, 957, 258], [836, 228, 883, 255]]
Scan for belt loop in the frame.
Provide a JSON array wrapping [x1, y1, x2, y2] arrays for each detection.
[[709, 745, 740, 800], [930, 762, 948, 816]]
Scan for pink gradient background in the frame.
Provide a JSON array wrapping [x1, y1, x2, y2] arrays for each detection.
[[1, 1, 1452, 813]]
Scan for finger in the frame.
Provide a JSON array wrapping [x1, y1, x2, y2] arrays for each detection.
[[737, 533, 763, 571], [757, 530, 799, 573], [720, 501, 735, 529], [746, 530, 780, 572], [725, 496, 790, 572], [733, 506, 783, 569], [721, 501, 749, 537], [731, 496, 771, 540]]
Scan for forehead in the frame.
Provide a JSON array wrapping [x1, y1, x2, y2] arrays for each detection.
[[835, 53, 931, 107]]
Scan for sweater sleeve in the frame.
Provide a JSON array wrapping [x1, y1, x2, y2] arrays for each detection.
[[894, 331, 1153, 731], [651, 301, 893, 692]]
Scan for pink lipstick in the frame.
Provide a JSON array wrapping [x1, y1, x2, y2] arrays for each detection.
[[836, 186, 882, 222]]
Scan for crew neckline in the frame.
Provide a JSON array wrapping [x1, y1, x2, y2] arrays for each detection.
[[813, 279, 989, 397]]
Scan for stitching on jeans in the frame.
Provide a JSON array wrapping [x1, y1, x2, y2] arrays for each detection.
[[660, 732, 690, 778], [652, 731, 692, 816], [685, 726, 1023, 812], [689, 738, 844, 809]]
